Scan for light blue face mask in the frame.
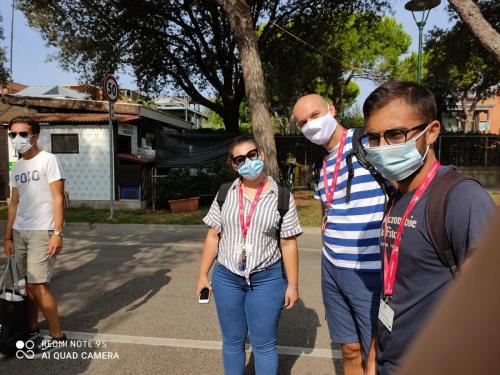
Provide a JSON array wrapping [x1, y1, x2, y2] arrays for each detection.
[[364, 128, 430, 181], [238, 157, 265, 179]]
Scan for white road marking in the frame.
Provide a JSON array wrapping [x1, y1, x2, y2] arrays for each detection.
[[69, 240, 322, 253], [43, 330, 342, 359]]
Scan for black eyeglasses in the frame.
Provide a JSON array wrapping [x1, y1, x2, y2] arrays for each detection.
[[360, 122, 430, 147], [232, 148, 259, 167], [8, 131, 31, 139]]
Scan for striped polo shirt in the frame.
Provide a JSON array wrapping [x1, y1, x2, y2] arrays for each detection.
[[203, 176, 302, 278], [314, 128, 386, 271]]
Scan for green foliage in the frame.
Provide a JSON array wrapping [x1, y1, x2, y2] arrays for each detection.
[[0, 14, 9, 84], [135, 95, 156, 108], [383, 52, 425, 83], [339, 105, 365, 129], [263, 12, 411, 117], [424, 1, 500, 122]]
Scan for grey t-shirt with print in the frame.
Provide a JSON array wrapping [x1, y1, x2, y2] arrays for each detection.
[[377, 166, 497, 375]]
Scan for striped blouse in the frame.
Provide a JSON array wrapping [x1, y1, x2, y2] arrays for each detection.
[[203, 176, 302, 278]]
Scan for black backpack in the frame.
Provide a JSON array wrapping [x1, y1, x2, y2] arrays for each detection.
[[216, 181, 290, 233], [312, 128, 388, 205], [346, 128, 388, 204], [425, 168, 480, 277]]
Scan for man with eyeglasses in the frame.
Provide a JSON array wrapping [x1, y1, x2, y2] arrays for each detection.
[[3, 116, 67, 359], [293, 95, 387, 375], [362, 81, 496, 375]]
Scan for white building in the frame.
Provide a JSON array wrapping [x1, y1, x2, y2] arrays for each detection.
[[154, 96, 207, 129], [2, 95, 191, 209]]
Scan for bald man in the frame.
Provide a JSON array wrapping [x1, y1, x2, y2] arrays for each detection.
[[293, 95, 387, 375]]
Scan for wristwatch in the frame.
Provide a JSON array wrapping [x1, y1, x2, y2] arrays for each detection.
[[53, 230, 64, 237]]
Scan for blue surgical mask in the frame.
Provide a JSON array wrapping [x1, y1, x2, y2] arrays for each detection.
[[364, 128, 430, 181], [238, 157, 265, 179]]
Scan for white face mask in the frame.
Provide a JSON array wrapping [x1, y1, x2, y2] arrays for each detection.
[[301, 112, 338, 145], [11, 135, 34, 154]]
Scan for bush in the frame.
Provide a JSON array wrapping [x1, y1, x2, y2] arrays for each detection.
[[156, 163, 237, 202]]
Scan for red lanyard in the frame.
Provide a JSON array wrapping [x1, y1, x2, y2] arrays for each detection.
[[238, 177, 267, 240], [383, 160, 440, 297], [322, 128, 348, 207]]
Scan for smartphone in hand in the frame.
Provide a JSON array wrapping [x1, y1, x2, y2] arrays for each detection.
[[199, 287, 210, 304]]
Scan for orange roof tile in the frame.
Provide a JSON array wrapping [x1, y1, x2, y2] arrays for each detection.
[[32, 113, 140, 124]]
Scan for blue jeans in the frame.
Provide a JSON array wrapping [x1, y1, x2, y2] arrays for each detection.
[[212, 261, 286, 375]]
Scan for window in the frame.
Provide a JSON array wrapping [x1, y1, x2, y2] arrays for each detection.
[[118, 135, 132, 153], [51, 134, 79, 154]]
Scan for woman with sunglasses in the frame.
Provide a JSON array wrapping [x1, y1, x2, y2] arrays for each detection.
[[195, 136, 302, 374]]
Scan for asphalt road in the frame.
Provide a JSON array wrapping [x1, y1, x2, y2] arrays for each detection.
[[0, 223, 344, 375]]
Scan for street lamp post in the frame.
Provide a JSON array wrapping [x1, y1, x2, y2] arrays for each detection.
[[405, 0, 441, 83]]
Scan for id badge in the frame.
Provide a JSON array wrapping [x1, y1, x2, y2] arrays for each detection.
[[238, 243, 253, 255], [237, 243, 253, 272], [378, 299, 394, 332], [243, 243, 252, 255]]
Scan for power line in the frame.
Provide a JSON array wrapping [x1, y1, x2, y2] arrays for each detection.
[[269, 21, 390, 81]]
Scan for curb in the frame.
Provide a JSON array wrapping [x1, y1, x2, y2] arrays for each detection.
[[0, 220, 322, 234]]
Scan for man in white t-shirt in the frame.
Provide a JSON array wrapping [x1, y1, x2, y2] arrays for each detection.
[[3, 116, 67, 359]]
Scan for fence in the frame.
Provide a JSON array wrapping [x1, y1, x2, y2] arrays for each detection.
[[436, 135, 500, 167], [275, 135, 500, 167], [274, 136, 325, 165]]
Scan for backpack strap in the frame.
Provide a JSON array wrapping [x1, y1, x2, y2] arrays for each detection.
[[425, 169, 479, 277], [346, 128, 388, 207], [345, 152, 355, 203], [276, 182, 290, 236], [216, 182, 233, 211]]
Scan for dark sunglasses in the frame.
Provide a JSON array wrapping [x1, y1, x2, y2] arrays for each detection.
[[232, 148, 259, 167], [8, 131, 32, 139], [360, 122, 430, 147]]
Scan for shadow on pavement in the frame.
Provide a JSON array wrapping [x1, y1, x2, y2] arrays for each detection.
[[0, 224, 190, 374], [244, 299, 321, 374], [59, 268, 171, 330]]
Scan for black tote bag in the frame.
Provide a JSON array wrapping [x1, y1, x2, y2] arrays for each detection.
[[0, 257, 30, 356]]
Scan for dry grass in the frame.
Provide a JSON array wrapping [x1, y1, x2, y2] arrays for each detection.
[[0, 189, 497, 227], [293, 189, 323, 227]]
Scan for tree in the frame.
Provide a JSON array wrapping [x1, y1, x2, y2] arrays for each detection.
[[263, 12, 411, 117], [19, 0, 390, 177], [19, 0, 389, 132], [424, 1, 500, 132], [216, 0, 278, 178], [0, 14, 9, 85], [448, 0, 500, 63], [19, 0, 245, 132], [386, 52, 421, 83]]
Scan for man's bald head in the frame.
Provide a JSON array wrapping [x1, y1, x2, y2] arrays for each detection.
[[293, 94, 336, 129]]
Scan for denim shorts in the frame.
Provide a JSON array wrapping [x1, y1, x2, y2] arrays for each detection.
[[321, 255, 381, 360]]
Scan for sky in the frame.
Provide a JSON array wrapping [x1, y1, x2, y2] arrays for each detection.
[[0, 0, 454, 107]]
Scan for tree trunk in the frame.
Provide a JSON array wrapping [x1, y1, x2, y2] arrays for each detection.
[[460, 95, 475, 133], [222, 102, 241, 133], [449, 0, 500, 63], [216, 0, 279, 179], [463, 111, 475, 133]]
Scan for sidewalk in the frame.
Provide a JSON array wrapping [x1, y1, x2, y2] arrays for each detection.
[[0, 223, 342, 375]]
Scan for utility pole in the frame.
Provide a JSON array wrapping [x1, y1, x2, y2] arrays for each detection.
[[405, 0, 441, 83], [9, 0, 15, 93]]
